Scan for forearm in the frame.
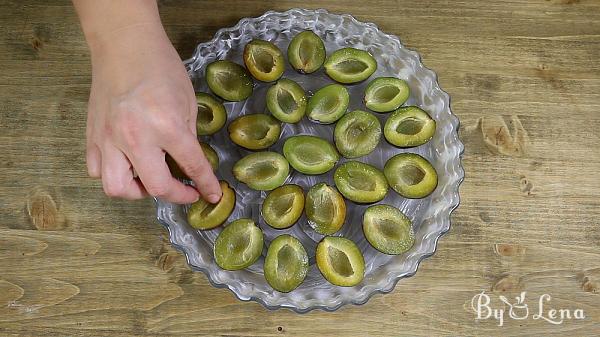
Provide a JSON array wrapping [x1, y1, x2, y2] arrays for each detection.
[[73, 0, 165, 54], [73, 0, 180, 93]]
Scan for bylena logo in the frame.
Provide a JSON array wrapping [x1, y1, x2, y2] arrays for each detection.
[[471, 291, 586, 326]]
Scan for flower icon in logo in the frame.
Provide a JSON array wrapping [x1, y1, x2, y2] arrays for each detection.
[[499, 291, 529, 320]]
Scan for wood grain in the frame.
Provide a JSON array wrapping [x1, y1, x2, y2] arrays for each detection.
[[1, 0, 599, 336]]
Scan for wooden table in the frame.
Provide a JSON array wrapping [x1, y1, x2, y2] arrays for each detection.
[[1, 1, 599, 336]]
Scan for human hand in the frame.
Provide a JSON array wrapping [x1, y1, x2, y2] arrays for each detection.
[[84, 22, 221, 204]]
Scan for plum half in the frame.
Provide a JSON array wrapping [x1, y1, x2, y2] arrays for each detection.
[[316, 236, 365, 287], [287, 31, 326, 74], [334, 161, 388, 203], [324, 48, 377, 84], [305, 183, 346, 235], [228, 114, 281, 150], [187, 180, 236, 230], [233, 151, 289, 191], [195, 93, 227, 136], [264, 234, 309, 292], [206, 60, 253, 101], [364, 77, 410, 113], [334, 110, 381, 158], [261, 184, 304, 229], [306, 84, 349, 124], [214, 218, 264, 270], [384, 106, 436, 148], [384, 153, 438, 198], [243, 39, 285, 82], [283, 135, 339, 175], [266, 78, 307, 123], [363, 204, 415, 255]]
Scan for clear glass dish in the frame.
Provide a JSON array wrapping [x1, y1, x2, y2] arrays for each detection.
[[155, 8, 464, 312]]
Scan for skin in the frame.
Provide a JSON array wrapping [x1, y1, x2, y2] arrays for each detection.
[[73, 0, 221, 204]]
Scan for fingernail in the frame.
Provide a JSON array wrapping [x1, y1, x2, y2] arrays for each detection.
[[207, 193, 221, 204]]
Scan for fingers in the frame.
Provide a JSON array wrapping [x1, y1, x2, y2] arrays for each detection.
[[101, 145, 147, 200], [165, 134, 222, 203], [129, 147, 201, 204], [86, 144, 102, 178], [86, 104, 102, 178]]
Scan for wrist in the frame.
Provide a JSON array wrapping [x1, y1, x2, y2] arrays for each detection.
[[87, 21, 168, 58], [73, 0, 164, 55]]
